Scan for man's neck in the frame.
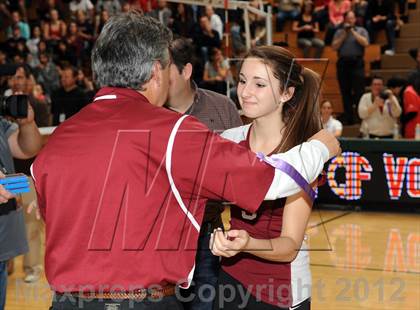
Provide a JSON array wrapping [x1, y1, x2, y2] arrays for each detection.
[[168, 85, 196, 114], [63, 84, 77, 92]]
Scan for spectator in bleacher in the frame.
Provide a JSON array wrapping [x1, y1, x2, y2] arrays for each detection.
[[353, 0, 368, 25], [202, 47, 231, 94], [129, 0, 158, 13], [5, 25, 27, 58], [358, 76, 402, 138], [293, 0, 325, 58], [76, 9, 94, 42], [70, 0, 94, 20], [54, 40, 78, 67], [51, 66, 89, 125], [0, 2, 11, 37], [205, 5, 224, 42], [231, 18, 247, 57], [365, 0, 396, 55], [6, 10, 30, 40], [76, 68, 95, 101], [148, 0, 172, 27], [37, 0, 66, 23], [313, 0, 330, 31], [403, 71, 420, 138], [171, 3, 195, 37], [324, 0, 351, 45], [249, 0, 267, 47], [43, 9, 67, 49], [195, 15, 221, 63], [95, 9, 110, 36], [321, 100, 343, 136], [332, 10, 369, 124], [75, 9, 94, 62], [276, 0, 302, 32], [66, 22, 84, 64], [35, 52, 61, 97], [26, 26, 42, 63], [96, 0, 122, 16], [121, 1, 132, 12]]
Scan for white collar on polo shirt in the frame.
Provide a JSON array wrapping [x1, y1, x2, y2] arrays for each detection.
[[94, 94, 117, 101]]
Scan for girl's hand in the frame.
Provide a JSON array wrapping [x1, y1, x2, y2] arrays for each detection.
[[210, 229, 250, 257]]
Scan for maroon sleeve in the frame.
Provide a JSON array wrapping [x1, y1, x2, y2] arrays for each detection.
[[171, 117, 274, 214]]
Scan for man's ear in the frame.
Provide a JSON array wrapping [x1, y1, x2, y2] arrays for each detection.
[[183, 63, 193, 81], [151, 61, 162, 87]]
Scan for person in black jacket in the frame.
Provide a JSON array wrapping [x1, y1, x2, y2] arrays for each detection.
[[51, 66, 88, 125], [365, 0, 396, 55]]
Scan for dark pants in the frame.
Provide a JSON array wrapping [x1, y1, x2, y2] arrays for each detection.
[[276, 10, 300, 32], [50, 294, 183, 310], [337, 56, 365, 125], [365, 19, 396, 50], [183, 225, 220, 310], [0, 261, 7, 310], [214, 270, 311, 310]]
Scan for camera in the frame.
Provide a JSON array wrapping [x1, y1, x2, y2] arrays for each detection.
[[379, 90, 390, 101], [344, 24, 353, 31], [0, 95, 28, 118]]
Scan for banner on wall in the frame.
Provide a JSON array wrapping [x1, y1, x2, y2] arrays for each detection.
[[316, 139, 420, 206]]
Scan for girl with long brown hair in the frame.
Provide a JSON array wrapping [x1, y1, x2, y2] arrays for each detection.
[[211, 46, 322, 310]]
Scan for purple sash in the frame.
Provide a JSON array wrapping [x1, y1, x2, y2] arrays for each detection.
[[256, 152, 316, 202]]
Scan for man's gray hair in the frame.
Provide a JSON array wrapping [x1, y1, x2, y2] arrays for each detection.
[[91, 11, 172, 90]]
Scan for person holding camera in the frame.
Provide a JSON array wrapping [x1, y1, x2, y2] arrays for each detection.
[[358, 76, 402, 138], [0, 76, 42, 308], [332, 10, 369, 125]]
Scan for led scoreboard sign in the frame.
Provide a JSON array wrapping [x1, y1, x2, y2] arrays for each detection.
[[316, 138, 420, 207]]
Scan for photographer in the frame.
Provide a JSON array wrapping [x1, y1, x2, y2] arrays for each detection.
[[332, 10, 369, 125], [0, 65, 42, 309], [358, 76, 402, 138]]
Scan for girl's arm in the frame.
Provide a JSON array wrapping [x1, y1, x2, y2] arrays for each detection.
[[211, 190, 312, 262]]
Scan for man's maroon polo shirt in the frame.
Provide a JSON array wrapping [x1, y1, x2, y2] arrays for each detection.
[[32, 87, 274, 293]]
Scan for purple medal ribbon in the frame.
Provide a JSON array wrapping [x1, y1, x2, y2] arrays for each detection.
[[256, 152, 316, 202]]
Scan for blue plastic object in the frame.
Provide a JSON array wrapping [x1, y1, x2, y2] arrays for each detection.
[[0, 174, 30, 194]]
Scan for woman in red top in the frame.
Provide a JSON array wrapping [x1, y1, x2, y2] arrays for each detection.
[[43, 9, 67, 44], [211, 46, 322, 309], [324, 0, 351, 44], [403, 72, 420, 138]]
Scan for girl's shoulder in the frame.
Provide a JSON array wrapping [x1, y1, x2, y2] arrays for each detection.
[[221, 123, 252, 143]]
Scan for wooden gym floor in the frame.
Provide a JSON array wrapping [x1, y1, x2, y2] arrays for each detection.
[[5, 209, 420, 310]]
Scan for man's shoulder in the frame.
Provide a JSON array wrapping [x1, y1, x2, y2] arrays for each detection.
[[355, 26, 368, 35], [360, 92, 372, 101], [197, 88, 235, 107]]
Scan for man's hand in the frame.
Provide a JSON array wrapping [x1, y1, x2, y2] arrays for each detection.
[[0, 171, 15, 204], [374, 96, 385, 109], [27, 199, 41, 220], [309, 129, 341, 159], [372, 15, 381, 23], [16, 103, 35, 126]]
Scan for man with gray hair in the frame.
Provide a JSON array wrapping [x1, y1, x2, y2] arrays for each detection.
[[31, 11, 340, 309]]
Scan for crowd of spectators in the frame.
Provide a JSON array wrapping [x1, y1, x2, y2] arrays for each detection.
[[0, 0, 418, 132]]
